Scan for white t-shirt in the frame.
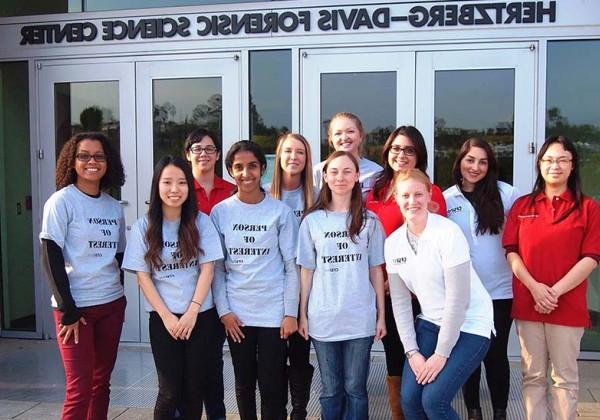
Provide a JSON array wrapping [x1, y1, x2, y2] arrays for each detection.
[[210, 194, 299, 327], [385, 213, 494, 339], [122, 213, 223, 314], [313, 157, 382, 198], [265, 183, 320, 223], [443, 181, 521, 300], [40, 184, 125, 308], [297, 209, 385, 341]]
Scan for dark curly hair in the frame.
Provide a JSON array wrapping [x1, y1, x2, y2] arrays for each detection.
[[55, 132, 125, 190]]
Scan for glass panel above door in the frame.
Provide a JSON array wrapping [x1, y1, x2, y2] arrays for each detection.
[[320, 71, 396, 164], [434, 69, 515, 190]]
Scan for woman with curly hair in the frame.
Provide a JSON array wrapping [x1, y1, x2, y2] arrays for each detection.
[[40, 132, 126, 420]]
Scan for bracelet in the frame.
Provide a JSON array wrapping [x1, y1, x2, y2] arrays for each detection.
[[191, 300, 202, 307]]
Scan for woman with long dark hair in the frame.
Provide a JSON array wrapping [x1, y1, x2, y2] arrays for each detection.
[[444, 138, 520, 420], [298, 150, 386, 420], [40, 132, 126, 420], [211, 140, 299, 420], [503, 135, 600, 419], [123, 156, 223, 419], [365, 125, 447, 419]]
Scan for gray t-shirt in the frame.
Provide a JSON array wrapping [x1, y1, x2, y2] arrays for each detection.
[[265, 183, 320, 224], [313, 157, 383, 198], [297, 209, 385, 341], [40, 184, 125, 308], [210, 194, 299, 327], [122, 212, 223, 314]]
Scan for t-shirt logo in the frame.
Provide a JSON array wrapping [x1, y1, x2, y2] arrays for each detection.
[[448, 206, 462, 215], [392, 257, 407, 264]]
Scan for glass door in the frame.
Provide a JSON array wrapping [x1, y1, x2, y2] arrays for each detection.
[[135, 54, 241, 342], [300, 48, 415, 170], [37, 60, 140, 341]]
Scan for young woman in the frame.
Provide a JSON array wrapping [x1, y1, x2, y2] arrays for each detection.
[[503, 135, 600, 420], [444, 138, 520, 420], [40, 132, 126, 420], [313, 112, 382, 198], [385, 169, 494, 419], [123, 156, 223, 419], [298, 150, 386, 420], [365, 125, 447, 419], [211, 140, 299, 420], [183, 128, 233, 420], [266, 133, 318, 420]]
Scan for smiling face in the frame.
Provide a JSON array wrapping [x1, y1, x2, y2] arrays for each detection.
[[395, 178, 431, 223], [539, 142, 573, 190], [74, 139, 107, 191], [388, 135, 418, 173], [230, 150, 264, 196], [280, 136, 307, 176], [329, 116, 363, 158], [159, 164, 189, 211], [323, 154, 359, 196], [186, 135, 219, 175], [459, 146, 489, 192]]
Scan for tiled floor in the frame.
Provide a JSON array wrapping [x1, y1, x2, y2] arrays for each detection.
[[1, 338, 600, 419]]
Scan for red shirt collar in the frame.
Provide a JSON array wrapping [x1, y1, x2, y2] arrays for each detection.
[[194, 176, 233, 192], [535, 189, 574, 203]]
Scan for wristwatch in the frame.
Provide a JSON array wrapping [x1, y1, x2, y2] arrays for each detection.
[[405, 349, 419, 359]]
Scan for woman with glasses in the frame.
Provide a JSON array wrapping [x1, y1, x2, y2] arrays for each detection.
[[40, 132, 127, 420], [365, 125, 446, 419], [503, 135, 600, 420], [182, 128, 234, 420]]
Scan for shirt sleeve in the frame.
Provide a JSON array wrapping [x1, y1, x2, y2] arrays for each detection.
[[388, 272, 418, 352], [40, 193, 70, 248], [278, 207, 300, 317], [582, 199, 600, 258], [368, 216, 386, 267], [198, 214, 225, 264], [296, 217, 317, 270], [502, 199, 523, 251], [117, 208, 126, 253], [210, 208, 231, 317], [431, 184, 448, 217], [121, 219, 151, 274]]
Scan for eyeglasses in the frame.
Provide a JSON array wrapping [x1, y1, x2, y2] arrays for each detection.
[[76, 152, 106, 162], [389, 145, 417, 157], [540, 157, 572, 167], [189, 145, 217, 155]]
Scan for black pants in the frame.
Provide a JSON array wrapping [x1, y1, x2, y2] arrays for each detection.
[[149, 309, 220, 420], [203, 312, 226, 419], [228, 326, 287, 420], [287, 331, 311, 369], [463, 298, 513, 410], [382, 296, 421, 376]]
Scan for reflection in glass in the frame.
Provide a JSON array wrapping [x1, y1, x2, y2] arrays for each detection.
[[152, 78, 222, 175], [1, 62, 35, 331], [54, 81, 121, 198], [249, 50, 292, 182], [320, 72, 396, 164], [546, 40, 600, 352], [434, 69, 515, 190]]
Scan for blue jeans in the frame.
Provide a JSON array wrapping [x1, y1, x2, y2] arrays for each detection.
[[312, 336, 374, 420], [401, 319, 490, 420]]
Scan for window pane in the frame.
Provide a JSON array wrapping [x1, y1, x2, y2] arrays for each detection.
[[320, 72, 396, 164], [434, 69, 515, 190], [152, 77, 222, 175], [546, 40, 600, 352], [0, 62, 35, 331], [249, 50, 292, 182]]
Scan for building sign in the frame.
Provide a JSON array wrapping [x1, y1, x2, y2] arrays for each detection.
[[19, 1, 557, 45]]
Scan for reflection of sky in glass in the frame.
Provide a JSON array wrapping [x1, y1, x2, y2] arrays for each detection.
[[250, 50, 292, 130], [70, 82, 119, 124], [547, 40, 600, 127], [85, 0, 264, 12], [153, 78, 221, 123], [435, 70, 514, 131]]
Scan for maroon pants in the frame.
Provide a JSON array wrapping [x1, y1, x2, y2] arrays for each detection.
[[54, 296, 126, 420]]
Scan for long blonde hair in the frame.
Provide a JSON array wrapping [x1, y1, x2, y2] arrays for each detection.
[[270, 133, 315, 213]]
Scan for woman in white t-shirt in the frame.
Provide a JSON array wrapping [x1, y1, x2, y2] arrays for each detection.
[[40, 132, 126, 420], [123, 156, 223, 419], [385, 169, 494, 419], [443, 138, 520, 420], [313, 112, 383, 198], [266, 133, 318, 420], [298, 150, 386, 420]]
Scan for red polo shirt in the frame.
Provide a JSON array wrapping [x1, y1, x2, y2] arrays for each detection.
[[365, 183, 447, 236], [194, 176, 235, 215], [502, 191, 600, 327]]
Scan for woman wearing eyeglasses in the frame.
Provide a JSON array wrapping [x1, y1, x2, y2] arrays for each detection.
[[183, 128, 234, 420], [503, 135, 600, 420], [40, 132, 126, 420], [365, 126, 446, 419]]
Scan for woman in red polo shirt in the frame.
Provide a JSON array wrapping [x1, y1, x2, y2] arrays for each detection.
[[365, 125, 446, 419], [503, 135, 600, 420], [183, 128, 234, 420]]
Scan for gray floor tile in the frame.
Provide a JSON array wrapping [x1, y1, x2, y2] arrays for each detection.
[[0, 401, 38, 419]]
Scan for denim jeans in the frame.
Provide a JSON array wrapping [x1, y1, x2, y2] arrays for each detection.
[[312, 336, 374, 420], [401, 318, 490, 420]]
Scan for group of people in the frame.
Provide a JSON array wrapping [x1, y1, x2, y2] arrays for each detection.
[[41, 111, 599, 420]]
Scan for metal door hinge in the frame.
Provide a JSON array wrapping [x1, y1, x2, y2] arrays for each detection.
[[38, 149, 44, 159], [528, 142, 536, 154]]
